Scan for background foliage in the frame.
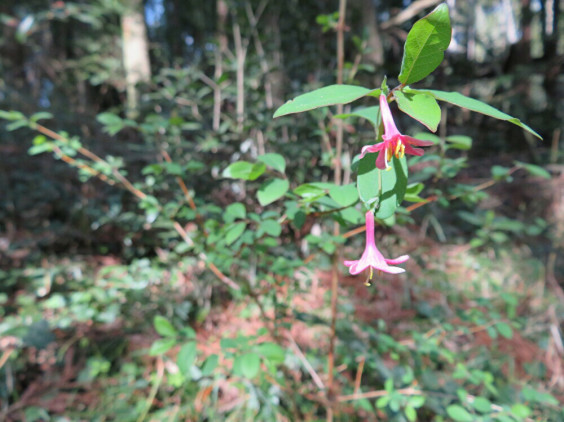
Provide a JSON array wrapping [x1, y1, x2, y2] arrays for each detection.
[[0, 0, 563, 421]]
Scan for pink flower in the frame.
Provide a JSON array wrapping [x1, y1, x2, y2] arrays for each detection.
[[360, 94, 434, 170], [344, 210, 409, 281]]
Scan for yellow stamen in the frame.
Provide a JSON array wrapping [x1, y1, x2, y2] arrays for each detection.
[[365, 267, 374, 286], [395, 141, 405, 159], [386, 147, 393, 162]]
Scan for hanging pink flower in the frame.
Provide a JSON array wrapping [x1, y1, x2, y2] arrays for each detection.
[[360, 94, 434, 170], [344, 210, 409, 282]]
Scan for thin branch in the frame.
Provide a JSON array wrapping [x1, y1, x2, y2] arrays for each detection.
[[287, 333, 326, 391], [380, 0, 442, 30]]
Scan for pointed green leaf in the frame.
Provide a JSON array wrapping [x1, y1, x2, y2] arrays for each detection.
[[514, 161, 551, 179], [153, 315, 177, 337], [398, 4, 451, 85], [357, 154, 408, 219], [222, 161, 266, 181], [257, 153, 286, 173], [414, 89, 542, 139], [471, 397, 492, 413], [496, 322, 513, 339], [225, 222, 247, 245], [335, 106, 380, 128], [257, 178, 289, 206], [177, 342, 197, 376], [394, 91, 441, 132], [274, 85, 379, 118], [149, 338, 176, 356], [446, 405, 474, 422]]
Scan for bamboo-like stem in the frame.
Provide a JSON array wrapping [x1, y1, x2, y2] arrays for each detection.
[[232, 19, 248, 131], [327, 2, 348, 421], [214, 0, 228, 131], [245, 0, 273, 109]]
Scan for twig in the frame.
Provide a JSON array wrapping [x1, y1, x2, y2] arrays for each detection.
[[353, 356, 365, 395], [287, 333, 326, 391], [339, 386, 420, 402], [161, 150, 197, 211], [380, 0, 442, 30], [136, 356, 165, 422]]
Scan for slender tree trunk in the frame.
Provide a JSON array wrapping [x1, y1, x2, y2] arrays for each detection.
[[214, 0, 228, 131], [361, 0, 384, 66], [121, 0, 151, 118]]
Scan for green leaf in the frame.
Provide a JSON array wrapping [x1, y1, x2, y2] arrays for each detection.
[[28, 135, 53, 155], [398, 4, 451, 85], [404, 183, 426, 203], [257, 178, 289, 206], [201, 354, 219, 376], [376, 396, 390, 408], [274, 85, 379, 118], [6, 120, 29, 131], [177, 342, 197, 376], [149, 338, 176, 356], [514, 161, 551, 179], [471, 397, 492, 413], [224, 203, 246, 223], [294, 184, 327, 201], [394, 91, 441, 132], [413, 89, 542, 139], [29, 112, 53, 122], [257, 153, 286, 173], [404, 405, 417, 422], [153, 315, 177, 337], [0, 110, 26, 121], [222, 161, 266, 181], [496, 322, 513, 339], [225, 222, 247, 245], [446, 405, 474, 422], [408, 396, 426, 408], [357, 154, 408, 219], [235, 353, 261, 378], [511, 404, 531, 418], [97, 112, 123, 126], [335, 106, 380, 128], [446, 135, 472, 150], [256, 342, 285, 365], [259, 219, 282, 237], [329, 183, 359, 207]]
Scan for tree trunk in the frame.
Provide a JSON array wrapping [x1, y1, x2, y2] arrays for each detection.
[[362, 0, 384, 66], [121, 0, 151, 118]]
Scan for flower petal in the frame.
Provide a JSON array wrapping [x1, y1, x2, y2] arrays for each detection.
[[385, 255, 410, 265], [403, 144, 424, 156], [375, 148, 388, 169], [402, 136, 434, 147], [360, 143, 384, 159], [379, 265, 406, 274]]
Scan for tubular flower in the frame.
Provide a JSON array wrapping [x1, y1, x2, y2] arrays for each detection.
[[360, 94, 434, 170], [344, 210, 409, 284]]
